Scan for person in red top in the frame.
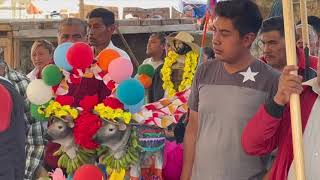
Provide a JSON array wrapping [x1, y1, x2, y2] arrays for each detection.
[[258, 16, 317, 81], [242, 59, 320, 179]]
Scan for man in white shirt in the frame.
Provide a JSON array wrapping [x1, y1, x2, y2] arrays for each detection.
[[87, 8, 130, 59], [142, 33, 166, 69]]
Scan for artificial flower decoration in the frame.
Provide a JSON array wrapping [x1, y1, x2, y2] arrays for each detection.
[[79, 95, 99, 112], [55, 95, 74, 106], [94, 103, 131, 124], [74, 112, 102, 149], [161, 50, 198, 97], [38, 100, 79, 120], [103, 97, 124, 110]]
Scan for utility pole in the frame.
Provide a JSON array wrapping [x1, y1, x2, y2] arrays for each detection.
[[79, 0, 84, 19]]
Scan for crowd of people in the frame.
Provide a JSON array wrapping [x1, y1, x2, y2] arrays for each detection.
[[0, 0, 319, 179]]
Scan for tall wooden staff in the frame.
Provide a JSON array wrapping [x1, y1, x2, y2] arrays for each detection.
[[299, 0, 311, 80], [282, 0, 306, 179]]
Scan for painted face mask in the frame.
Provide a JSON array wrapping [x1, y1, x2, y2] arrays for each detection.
[[173, 40, 192, 55]]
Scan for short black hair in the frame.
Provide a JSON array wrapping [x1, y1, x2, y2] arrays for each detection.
[[59, 18, 87, 36], [150, 33, 166, 45], [297, 16, 320, 34], [215, 0, 263, 37], [260, 16, 284, 37], [87, 8, 115, 25]]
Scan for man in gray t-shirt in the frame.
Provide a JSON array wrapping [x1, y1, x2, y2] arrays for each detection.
[[181, 1, 280, 180]]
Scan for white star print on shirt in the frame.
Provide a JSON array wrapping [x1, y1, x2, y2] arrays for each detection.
[[239, 67, 259, 83]]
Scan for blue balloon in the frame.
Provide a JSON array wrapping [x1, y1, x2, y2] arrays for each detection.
[[116, 78, 145, 105], [124, 98, 144, 114], [54, 42, 73, 71]]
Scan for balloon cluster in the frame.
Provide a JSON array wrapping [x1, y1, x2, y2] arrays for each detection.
[[54, 42, 94, 71], [27, 41, 145, 119], [96, 49, 133, 83], [28, 42, 94, 120], [137, 64, 155, 89], [97, 49, 144, 113]]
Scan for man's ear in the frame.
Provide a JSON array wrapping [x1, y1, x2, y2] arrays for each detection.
[[0, 84, 12, 132], [242, 32, 257, 48], [108, 24, 116, 33]]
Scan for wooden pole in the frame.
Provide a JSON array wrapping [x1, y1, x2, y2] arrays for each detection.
[[282, 0, 306, 179], [79, 0, 85, 20], [299, 0, 309, 48], [299, 0, 311, 80], [115, 27, 140, 69]]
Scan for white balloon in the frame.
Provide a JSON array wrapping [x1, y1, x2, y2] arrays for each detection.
[[27, 79, 53, 105]]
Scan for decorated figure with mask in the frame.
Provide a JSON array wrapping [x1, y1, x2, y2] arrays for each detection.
[[161, 32, 199, 97], [135, 32, 199, 180]]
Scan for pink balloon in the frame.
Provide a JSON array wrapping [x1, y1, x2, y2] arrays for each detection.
[[108, 58, 133, 83]]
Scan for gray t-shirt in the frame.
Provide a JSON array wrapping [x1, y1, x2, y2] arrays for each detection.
[[188, 59, 280, 180]]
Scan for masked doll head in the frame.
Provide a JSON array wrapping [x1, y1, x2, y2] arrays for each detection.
[[173, 40, 192, 56], [165, 32, 200, 91]]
